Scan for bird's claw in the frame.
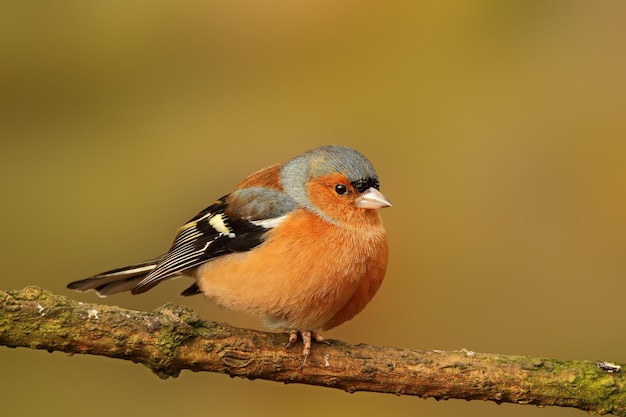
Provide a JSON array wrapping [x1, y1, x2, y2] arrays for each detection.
[[286, 330, 328, 368]]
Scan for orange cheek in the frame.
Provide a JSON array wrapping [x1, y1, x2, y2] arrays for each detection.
[[306, 178, 356, 221]]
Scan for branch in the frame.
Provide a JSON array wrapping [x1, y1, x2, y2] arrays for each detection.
[[1, 287, 624, 415]]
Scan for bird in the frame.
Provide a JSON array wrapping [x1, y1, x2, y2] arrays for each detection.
[[67, 145, 391, 366]]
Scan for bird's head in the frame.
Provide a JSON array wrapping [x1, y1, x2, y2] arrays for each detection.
[[280, 145, 391, 225]]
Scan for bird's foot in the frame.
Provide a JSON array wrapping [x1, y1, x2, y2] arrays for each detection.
[[286, 330, 329, 368]]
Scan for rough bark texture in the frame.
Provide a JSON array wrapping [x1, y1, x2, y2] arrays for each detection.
[[1, 286, 624, 415]]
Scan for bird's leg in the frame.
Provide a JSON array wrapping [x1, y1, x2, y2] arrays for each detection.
[[300, 330, 312, 368], [311, 331, 329, 345], [286, 330, 330, 368], [286, 329, 299, 347]]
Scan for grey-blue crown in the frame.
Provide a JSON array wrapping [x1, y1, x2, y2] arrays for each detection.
[[279, 145, 379, 212]]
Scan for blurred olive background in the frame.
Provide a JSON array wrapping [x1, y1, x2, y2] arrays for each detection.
[[2, 1, 626, 416]]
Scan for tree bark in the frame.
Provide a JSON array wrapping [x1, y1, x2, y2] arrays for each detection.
[[1, 286, 624, 415]]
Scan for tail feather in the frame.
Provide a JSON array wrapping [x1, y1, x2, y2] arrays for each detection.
[[67, 256, 165, 297]]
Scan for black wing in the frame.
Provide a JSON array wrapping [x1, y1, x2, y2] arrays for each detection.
[[131, 195, 268, 294], [68, 188, 295, 297]]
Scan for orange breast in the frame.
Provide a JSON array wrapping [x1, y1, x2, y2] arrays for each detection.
[[194, 208, 388, 331]]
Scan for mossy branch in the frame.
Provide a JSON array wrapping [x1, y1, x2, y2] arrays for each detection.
[[1, 287, 624, 415]]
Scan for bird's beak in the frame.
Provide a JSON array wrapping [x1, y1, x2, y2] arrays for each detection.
[[356, 187, 392, 209]]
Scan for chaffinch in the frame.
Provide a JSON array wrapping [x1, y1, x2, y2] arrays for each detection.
[[68, 145, 391, 365]]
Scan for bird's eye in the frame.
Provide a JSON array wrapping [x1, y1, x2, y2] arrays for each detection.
[[334, 184, 348, 195]]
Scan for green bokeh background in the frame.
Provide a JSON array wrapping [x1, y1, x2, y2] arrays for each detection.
[[2, 2, 625, 416]]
